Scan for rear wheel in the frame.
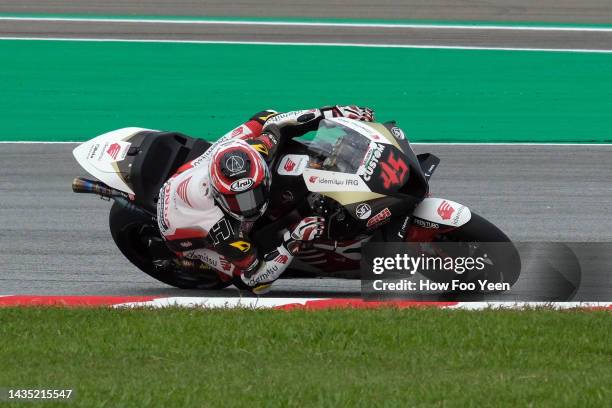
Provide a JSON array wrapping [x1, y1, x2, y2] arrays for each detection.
[[109, 202, 231, 289]]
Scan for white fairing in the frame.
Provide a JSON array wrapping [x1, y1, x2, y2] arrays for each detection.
[[413, 197, 472, 227], [72, 127, 156, 195]]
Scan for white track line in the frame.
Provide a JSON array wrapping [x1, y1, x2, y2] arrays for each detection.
[[2, 16, 612, 33], [114, 297, 612, 309], [0, 36, 611, 53]]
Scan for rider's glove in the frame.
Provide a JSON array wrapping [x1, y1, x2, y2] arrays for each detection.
[[324, 105, 375, 122], [283, 216, 325, 255]]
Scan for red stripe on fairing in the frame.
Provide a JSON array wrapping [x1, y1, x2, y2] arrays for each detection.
[[165, 228, 207, 240], [275, 299, 459, 310], [0, 296, 160, 307]]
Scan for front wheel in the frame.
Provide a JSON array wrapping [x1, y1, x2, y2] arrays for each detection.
[[431, 212, 521, 288], [109, 202, 232, 290]]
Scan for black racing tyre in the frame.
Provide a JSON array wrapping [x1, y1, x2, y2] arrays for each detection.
[[109, 202, 232, 290], [432, 212, 522, 288]]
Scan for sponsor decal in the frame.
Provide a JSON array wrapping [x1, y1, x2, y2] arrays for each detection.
[[424, 164, 436, 178], [437, 200, 455, 220], [380, 151, 409, 189], [391, 126, 405, 140], [366, 208, 392, 229], [230, 178, 254, 192], [278, 155, 308, 176], [451, 205, 467, 226], [180, 241, 193, 248], [413, 217, 440, 229], [397, 215, 411, 238], [230, 241, 251, 253], [87, 143, 100, 159], [189, 251, 218, 268], [176, 176, 192, 207], [106, 143, 121, 160], [264, 110, 304, 125], [157, 182, 172, 231], [99, 141, 131, 162], [317, 177, 344, 186], [268, 132, 278, 144], [248, 265, 280, 286], [284, 158, 296, 172], [275, 254, 289, 264], [356, 203, 372, 220], [362, 143, 385, 181], [231, 126, 244, 137], [190, 154, 207, 168], [225, 155, 245, 174], [307, 176, 360, 187]]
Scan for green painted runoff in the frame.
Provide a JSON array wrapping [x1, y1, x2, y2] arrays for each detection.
[[1, 40, 611, 142]]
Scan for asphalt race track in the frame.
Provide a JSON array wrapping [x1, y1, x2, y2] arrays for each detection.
[[1, 143, 611, 296], [2, 19, 612, 51], [1, 0, 612, 24], [1, 1, 611, 297]]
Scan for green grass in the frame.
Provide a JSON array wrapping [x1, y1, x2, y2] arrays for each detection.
[[0, 308, 610, 407]]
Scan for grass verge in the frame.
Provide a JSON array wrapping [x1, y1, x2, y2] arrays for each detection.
[[0, 307, 610, 407]]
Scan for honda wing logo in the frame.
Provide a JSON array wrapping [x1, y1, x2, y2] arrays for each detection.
[[284, 158, 296, 172], [177, 177, 192, 207], [437, 200, 455, 220], [106, 143, 121, 160]]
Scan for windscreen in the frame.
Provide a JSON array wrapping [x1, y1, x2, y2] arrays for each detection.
[[298, 119, 373, 175]]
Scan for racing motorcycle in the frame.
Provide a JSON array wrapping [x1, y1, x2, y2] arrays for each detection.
[[72, 118, 520, 290]]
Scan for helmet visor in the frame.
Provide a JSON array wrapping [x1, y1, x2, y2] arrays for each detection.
[[216, 182, 269, 220]]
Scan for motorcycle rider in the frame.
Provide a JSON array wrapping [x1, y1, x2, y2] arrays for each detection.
[[157, 105, 375, 294]]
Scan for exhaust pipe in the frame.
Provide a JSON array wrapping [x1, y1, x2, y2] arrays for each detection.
[[71, 177, 115, 198]]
